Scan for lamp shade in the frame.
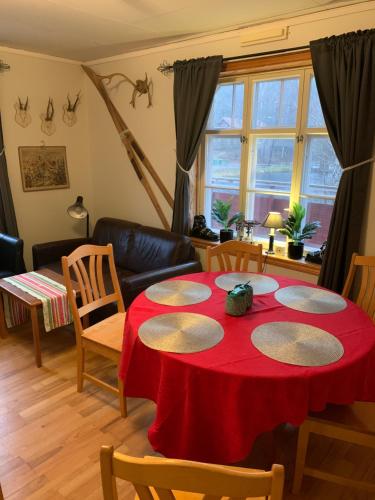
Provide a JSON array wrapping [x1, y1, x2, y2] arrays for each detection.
[[67, 196, 88, 220], [262, 211, 283, 229]]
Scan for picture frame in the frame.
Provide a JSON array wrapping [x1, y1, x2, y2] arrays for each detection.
[[18, 146, 69, 192]]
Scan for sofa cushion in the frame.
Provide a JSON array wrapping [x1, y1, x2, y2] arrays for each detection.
[[124, 226, 193, 273], [92, 217, 141, 269], [107, 267, 135, 292], [40, 260, 62, 275]]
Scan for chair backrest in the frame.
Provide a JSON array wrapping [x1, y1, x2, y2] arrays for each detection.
[[62, 244, 125, 337], [206, 241, 263, 273], [100, 446, 284, 500], [342, 253, 375, 321]]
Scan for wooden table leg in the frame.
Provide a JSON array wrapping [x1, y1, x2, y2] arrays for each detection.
[[0, 294, 8, 339], [30, 306, 42, 367]]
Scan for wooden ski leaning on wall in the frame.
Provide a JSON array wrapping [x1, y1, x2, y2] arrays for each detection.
[[82, 65, 173, 231]]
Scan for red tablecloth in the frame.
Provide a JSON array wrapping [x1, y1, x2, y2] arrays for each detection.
[[119, 272, 375, 464]]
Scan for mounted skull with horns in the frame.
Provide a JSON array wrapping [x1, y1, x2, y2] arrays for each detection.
[[14, 96, 31, 128], [101, 72, 153, 108], [63, 92, 81, 127], [40, 98, 56, 136]]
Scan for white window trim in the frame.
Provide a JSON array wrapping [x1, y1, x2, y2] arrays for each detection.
[[198, 65, 338, 251]]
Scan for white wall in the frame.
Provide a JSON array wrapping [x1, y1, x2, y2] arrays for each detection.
[[82, 2, 375, 274], [86, 2, 375, 246], [1, 2, 374, 273], [0, 50, 93, 269]]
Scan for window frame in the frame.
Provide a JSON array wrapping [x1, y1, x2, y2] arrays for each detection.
[[198, 64, 339, 249]]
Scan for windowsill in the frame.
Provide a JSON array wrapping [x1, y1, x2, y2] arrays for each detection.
[[190, 236, 321, 276]]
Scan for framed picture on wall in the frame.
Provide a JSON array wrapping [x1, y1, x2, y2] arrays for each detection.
[[18, 145, 69, 192]]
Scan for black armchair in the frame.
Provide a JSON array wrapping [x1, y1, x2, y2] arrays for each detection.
[[0, 233, 26, 279]]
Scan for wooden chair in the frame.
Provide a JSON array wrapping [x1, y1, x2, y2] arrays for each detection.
[[62, 244, 127, 417], [206, 241, 263, 273], [342, 253, 375, 321], [100, 445, 285, 500], [292, 254, 375, 494], [292, 403, 375, 494]]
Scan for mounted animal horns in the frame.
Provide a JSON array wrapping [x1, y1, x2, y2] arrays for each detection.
[[45, 98, 54, 121], [17, 97, 29, 110], [66, 92, 81, 112]]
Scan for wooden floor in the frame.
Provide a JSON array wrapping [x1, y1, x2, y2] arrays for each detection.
[[0, 322, 375, 499]]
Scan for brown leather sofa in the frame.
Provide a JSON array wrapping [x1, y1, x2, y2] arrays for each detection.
[[32, 217, 202, 308]]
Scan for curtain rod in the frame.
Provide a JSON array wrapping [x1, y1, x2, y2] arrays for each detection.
[[157, 44, 310, 75]]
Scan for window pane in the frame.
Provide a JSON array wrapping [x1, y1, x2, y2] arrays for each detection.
[[307, 77, 325, 128], [250, 137, 294, 192], [302, 136, 342, 196], [301, 197, 334, 249], [206, 136, 241, 188], [207, 82, 244, 130], [204, 188, 240, 230], [252, 78, 299, 129], [247, 192, 289, 241]]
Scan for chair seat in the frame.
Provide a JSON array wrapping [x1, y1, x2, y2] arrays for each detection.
[[309, 402, 375, 433], [82, 312, 126, 352]]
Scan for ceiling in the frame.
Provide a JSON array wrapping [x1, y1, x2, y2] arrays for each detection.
[[0, 0, 370, 61]]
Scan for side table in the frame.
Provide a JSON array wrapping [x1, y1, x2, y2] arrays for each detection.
[[0, 269, 76, 367]]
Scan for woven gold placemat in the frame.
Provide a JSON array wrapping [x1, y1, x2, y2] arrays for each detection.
[[251, 321, 344, 366], [138, 312, 224, 353], [275, 286, 347, 314], [215, 272, 279, 295], [145, 280, 212, 306]]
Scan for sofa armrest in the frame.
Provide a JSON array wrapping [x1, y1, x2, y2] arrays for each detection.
[[32, 238, 90, 270], [0, 233, 26, 274], [120, 261, 202, 307]]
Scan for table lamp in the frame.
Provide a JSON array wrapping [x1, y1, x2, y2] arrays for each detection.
[[67, 196, 89, 238], [262, 211, 283, 254]]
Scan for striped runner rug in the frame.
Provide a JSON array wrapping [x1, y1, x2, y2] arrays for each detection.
[[3, 272, 72, 332]]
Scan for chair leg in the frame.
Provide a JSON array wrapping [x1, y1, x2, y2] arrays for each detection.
[[292, 421, 310, 494], [118, 377, 127, 418], [0, 294, 8, 339], [77, 347, 85, 393]]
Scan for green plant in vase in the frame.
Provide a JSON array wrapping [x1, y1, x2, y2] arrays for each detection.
[[211, 199, 243, 243], [279, 202, 320, 260]]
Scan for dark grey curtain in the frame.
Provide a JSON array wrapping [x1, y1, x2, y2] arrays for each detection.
[[171, 56, 223, 234], [310, 30, 375, 292], [0, 113, 18, 236]]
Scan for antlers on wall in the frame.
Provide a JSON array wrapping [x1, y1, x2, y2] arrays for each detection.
[[100, 71, 153, 108], [65, 92, 81, 112], [40, 97, 56, 135], [17, 96, 29, 111], [45, 98, 54, 121], [14, 96, 31, 128], [63, 92, 81, 127]]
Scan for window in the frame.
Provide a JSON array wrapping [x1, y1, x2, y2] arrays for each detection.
[[200, 68, 341, 249]]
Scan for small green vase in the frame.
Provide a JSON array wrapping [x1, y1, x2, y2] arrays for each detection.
[[225, 283, 253, 316]]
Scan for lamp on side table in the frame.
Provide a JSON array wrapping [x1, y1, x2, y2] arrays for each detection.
[[262, 212, 283, 254]]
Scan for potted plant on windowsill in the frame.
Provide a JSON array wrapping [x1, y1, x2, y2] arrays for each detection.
[[212, 199, 243, 243], [279, 202, 320, 260]]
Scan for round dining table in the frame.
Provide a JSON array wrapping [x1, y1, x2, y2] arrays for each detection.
[[119, 271, 375, 464]]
